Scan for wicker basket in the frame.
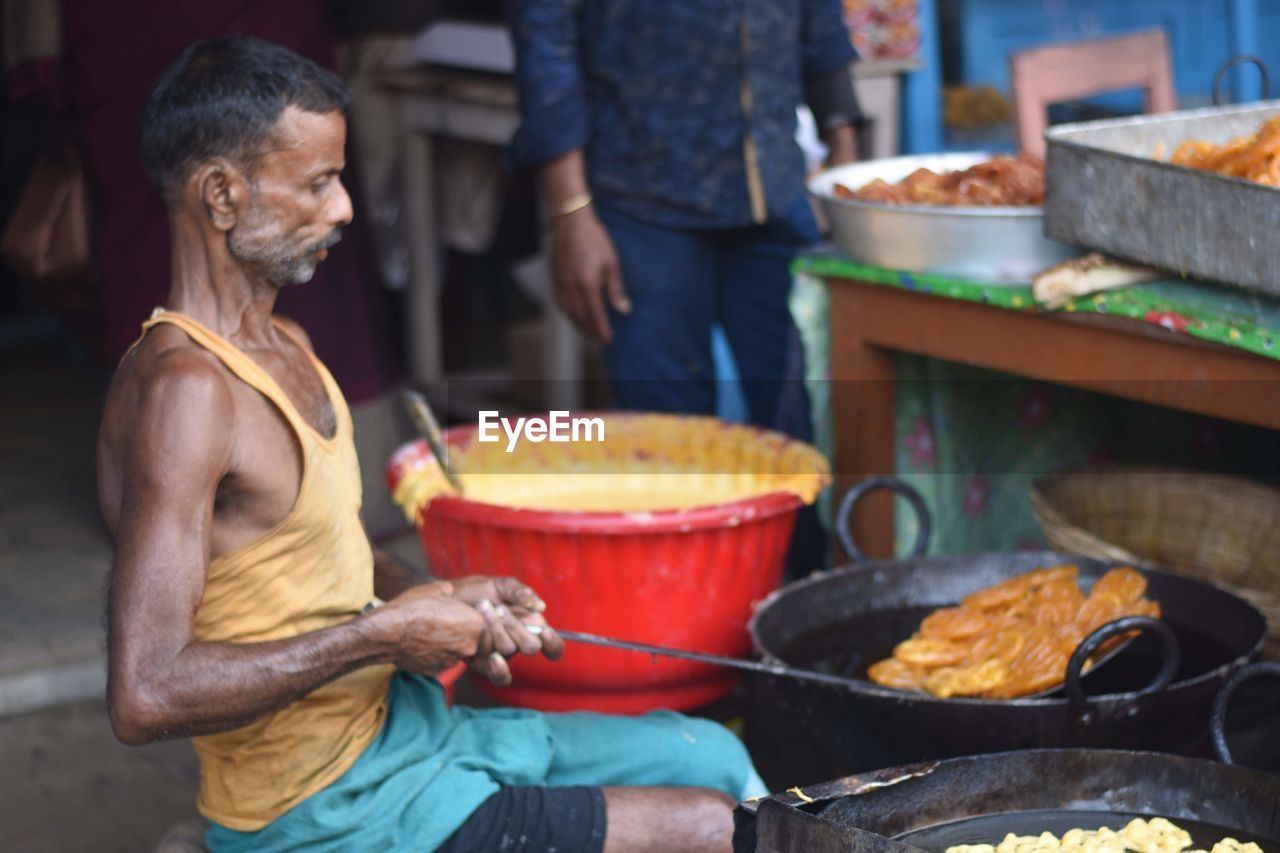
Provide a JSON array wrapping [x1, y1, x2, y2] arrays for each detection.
[[1030, 466, 1280, 659]]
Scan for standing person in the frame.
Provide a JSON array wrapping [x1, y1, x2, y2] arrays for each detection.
[[509, 0, 861, 430], [99, 36, 759, 853]]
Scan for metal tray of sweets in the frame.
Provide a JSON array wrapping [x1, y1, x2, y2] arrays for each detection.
[[809, 153, 1078, 284], [1044, 100, 1280, 297]]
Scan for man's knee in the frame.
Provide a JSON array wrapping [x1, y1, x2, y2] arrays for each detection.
[[654, 715, 753, 798]]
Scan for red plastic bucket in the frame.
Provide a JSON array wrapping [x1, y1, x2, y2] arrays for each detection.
[[438, 662, 465, 705], [386, 413, 827, 713]]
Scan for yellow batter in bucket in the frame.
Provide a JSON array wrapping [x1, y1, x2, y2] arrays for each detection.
[[392, 414, 830, 518]]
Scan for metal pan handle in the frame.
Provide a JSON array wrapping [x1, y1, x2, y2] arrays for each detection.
[[1210, 661, 1280, 765], [1064, 616, 1180, 721], [1213, 54, 1272, 106], [835, 476, 931, 564]]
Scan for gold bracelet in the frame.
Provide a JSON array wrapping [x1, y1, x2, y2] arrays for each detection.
[[549, 192, 593, 219]]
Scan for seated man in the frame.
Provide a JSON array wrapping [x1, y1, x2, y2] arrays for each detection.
[[97, 36, 757, 853]]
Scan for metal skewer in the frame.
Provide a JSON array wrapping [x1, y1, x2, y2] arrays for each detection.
[[524, 623, 1152, 699], [525, 625, 868, 691]]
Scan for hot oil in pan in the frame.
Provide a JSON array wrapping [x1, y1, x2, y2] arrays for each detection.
[[786, 609, 1239, 688], [796, 606, 936, 680], [895, 810, 1277, 852]]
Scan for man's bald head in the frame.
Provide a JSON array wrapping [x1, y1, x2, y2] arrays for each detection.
[[138, 36, 349, 203]]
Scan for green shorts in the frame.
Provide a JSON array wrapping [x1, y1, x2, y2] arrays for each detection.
[[206, 671, 752, 852]]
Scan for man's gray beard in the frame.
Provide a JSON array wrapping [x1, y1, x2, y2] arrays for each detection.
[[227, 225, 321, 286]]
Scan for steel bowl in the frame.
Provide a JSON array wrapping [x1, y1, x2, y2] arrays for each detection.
[[808, 152, 1080, 283]]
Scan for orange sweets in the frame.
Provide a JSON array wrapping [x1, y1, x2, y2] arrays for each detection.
[[833, 154, 1044, 206], [1166, 114, 1280, 187], [867, 565, 1160, 699]]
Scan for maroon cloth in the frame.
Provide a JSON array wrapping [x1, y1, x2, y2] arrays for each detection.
[[62, 0, 394, 403]]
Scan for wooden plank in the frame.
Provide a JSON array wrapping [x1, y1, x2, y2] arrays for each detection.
[[829, 283, 898, 561], [832, 280, 1280, 431]]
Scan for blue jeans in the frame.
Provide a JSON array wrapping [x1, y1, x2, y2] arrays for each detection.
[[597, 197, 820, 439]]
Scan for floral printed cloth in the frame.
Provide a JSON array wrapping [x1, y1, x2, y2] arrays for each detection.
[[791, 253, 1280, 558]]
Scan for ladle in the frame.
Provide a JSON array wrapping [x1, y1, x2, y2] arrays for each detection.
[[402, 390, 465, 494]]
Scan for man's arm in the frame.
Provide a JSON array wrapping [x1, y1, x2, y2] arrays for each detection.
[[508, 0, 629, 343], [507, 0, 589, 171], [802, 0, 862, 166], [101, 355, 500, 745], [542, 150, 629, 343]]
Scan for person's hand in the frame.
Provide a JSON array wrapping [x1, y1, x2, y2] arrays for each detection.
[[449, 576, 565, 687], [373, 583, 492, 677], [550, 207, 631, 344], [822, 124, 858, 168]]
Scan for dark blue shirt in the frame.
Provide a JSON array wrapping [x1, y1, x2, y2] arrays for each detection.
[[508, 0, 856, 229]]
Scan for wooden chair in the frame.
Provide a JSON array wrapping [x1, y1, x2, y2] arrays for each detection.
[[1010, 30, 1176, 159]]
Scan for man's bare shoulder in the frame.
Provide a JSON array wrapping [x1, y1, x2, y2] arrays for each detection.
[[100, 326, 239, 471], [98, 326, 240, 531], [107, 325, 235, 417]]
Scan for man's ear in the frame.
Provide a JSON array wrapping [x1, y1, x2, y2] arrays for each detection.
[[192, 158, 249, 232]]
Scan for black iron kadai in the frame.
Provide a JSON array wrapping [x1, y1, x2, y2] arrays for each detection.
[[746, 480, 1267, 783], [734, 746, 1280, 853]]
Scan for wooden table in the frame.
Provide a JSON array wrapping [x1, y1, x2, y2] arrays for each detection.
[[828, 276, 1280, 559]]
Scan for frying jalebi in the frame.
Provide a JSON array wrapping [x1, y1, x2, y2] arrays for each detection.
[[987, 626, 1072, 699], [833, 154, 1045, 206], [1090, 564, 1149, 602], [920, 606, 994, 641], [867, 565, 1162, 699], [1165, 115, 1280, 186], [1028, 578, 1086, 627], [893, 636, 971, 669], [865, 657, 924, 691]]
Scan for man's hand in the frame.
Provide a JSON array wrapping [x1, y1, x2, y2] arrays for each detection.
[[550, 207, 631, 344], [450, 576, 565, 686], [373, 583, 493, 677], [375, 576, 565, 688]]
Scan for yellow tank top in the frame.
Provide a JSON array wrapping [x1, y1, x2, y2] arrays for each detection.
[[136, 309, 394, 831]]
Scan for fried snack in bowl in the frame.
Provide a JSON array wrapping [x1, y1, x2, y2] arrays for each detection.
[[868, 565, 1162, 699], [832, 154, 1045, 206]]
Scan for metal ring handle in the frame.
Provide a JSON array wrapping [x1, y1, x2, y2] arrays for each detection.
[[1064, 616, 1180, 716], [834, 477, 931, 564], [1211, 661, 1280, 765], [1213, 54, 1272, 106]]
